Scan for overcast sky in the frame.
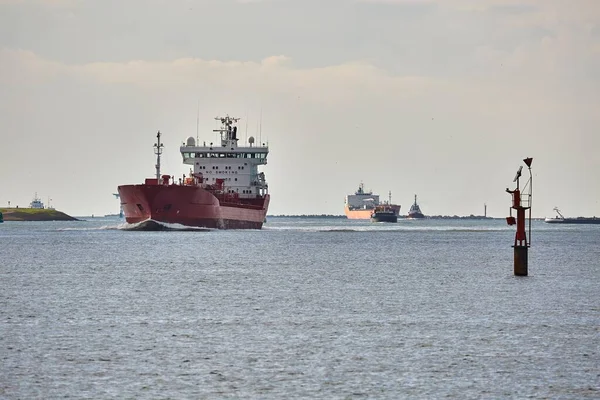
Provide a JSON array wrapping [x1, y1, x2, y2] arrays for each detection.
[[1, 0, 599, 217]]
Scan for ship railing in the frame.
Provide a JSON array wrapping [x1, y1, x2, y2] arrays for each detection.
[[520, 193, 531, 208], [250, 181, 268, 187]]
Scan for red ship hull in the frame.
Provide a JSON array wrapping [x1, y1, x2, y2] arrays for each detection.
[[118, 184, 269, 229]]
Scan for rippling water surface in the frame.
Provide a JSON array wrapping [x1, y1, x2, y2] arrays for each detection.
[[1, 217, 599, 399]]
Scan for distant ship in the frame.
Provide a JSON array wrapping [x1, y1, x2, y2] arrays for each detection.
[[30, 193, 44, 209], [544, 207, 600, 224], [104, 213, 124, 218], [407, 194, 425, 219], [105, 193, 124, 218], [344, 184, 400, 219], [371, 205, 398, 223], [118, 115, 270, 229]]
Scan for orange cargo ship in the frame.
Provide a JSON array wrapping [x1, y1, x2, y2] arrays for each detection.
[[344, 183, 400, 220]]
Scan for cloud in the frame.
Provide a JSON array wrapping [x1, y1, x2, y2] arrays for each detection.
[[2, 46, 596, 153], [1, 49, 437, 106], [0, 0, 78, 5], [2, 41, 597, 121], [488, 3, 537, 15], [0, 49, 65, 85], [451, 0, 600, 25], [356, 0, 434, 3], [4, 48, 552, 129]]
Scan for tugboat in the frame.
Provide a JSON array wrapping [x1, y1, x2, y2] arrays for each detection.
[[407, 194, 425, 219], [371, 191, 399, 223]]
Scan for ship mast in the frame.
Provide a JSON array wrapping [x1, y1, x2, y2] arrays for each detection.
[[154, 131, 164, 181], [213, 115, 240, 145]]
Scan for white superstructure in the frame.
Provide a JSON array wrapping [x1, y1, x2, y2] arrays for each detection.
[[30, 193, 44, 209], [180, 116, 269, 198], [345, 183, 380, 210]]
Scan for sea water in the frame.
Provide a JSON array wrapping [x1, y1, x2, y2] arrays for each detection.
[[1, 217, 598, 399]]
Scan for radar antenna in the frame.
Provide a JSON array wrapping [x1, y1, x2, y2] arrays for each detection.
[[513, 165, 523, 185], [213, 115, 241, 144]]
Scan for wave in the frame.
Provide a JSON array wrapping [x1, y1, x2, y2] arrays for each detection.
[[56, 225, 123, 231], [56, 220, 211, 232], [263, 225, 515, 233], [119, 220, 211, 232]]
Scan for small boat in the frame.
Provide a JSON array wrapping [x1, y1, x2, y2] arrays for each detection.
[[371, 205, 398, 223], [544, 207, 600, 224], [407, 194, 425, 219], [0, 210, 3, 223]]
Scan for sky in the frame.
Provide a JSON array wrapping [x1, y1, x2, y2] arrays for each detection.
[[0, 0, 599, 217]]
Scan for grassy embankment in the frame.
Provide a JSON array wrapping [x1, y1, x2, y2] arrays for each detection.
[[0, 208, 78, 221]]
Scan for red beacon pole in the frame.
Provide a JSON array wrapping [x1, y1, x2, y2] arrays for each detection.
[[505, 157, 533, 276]]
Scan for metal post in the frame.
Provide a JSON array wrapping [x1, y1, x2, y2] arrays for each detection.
[[506, 158, 533, 276], [154, 131, 163, 182]]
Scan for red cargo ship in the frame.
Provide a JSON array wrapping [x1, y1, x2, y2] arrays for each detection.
[[118, 116, 270, 229]]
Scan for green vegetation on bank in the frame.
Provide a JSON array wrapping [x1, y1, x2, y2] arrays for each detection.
[[0, 208, 78, 221]]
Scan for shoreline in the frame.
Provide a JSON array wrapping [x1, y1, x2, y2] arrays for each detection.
[[268, 214, 500, 220], [0, 208, 79, 222]]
